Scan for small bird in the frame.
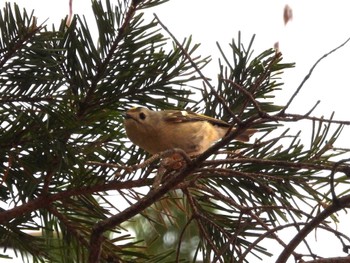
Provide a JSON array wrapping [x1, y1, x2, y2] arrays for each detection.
[[124, 107, 255, 156]]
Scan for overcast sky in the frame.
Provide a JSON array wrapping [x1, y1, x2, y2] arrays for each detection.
[[3, 1, 350, 262]]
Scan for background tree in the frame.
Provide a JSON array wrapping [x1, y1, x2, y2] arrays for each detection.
[[1, 1, 350, 263]]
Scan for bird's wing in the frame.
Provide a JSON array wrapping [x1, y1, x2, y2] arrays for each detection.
[[163, 110, 230, 127]]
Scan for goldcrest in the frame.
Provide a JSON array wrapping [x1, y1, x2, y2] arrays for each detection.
[[124, 107, 255, 156]]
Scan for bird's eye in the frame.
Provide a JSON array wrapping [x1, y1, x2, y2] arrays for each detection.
[[139, 112, 146, 120]]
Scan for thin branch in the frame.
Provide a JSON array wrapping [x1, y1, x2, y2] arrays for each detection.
[[154, 13, 242, 125], [239, 222, 305, 263], [276, 194, 350, 263], [0, 177, 153, 224], [303, 256, 350, 263], [280, 36, 350, 114], [204, 157, 350, 177], [239, 221, 350, 263], [0, 96, 55, 103], [175, 216, 195, 263], [275, 195, 315, 258], [281, 113, 350, 125]]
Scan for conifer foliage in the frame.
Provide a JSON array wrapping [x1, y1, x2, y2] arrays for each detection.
[[1, 1, 350, 262]]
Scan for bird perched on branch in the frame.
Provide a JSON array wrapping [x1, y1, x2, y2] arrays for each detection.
[[124, 107, 256, 156]]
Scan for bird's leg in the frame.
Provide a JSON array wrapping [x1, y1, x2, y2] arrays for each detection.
[[152, 149, 191, 188]]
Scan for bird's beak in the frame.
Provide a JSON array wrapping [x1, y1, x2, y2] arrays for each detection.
[[123, 113, 131, 119], [124, 112, 139, 122]]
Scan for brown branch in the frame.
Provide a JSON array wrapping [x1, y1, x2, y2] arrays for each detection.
[[2, 154, 164, 223], [276, 194, 350, 263], [0, 177, 153, 225], [303, 256, 350, 263], [0, 96, 55, 103], [238, 221, 350, 263], [282, 113, 350, 126]]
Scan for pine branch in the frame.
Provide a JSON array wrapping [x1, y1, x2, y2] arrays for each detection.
[[0, 178, 153, 224]]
